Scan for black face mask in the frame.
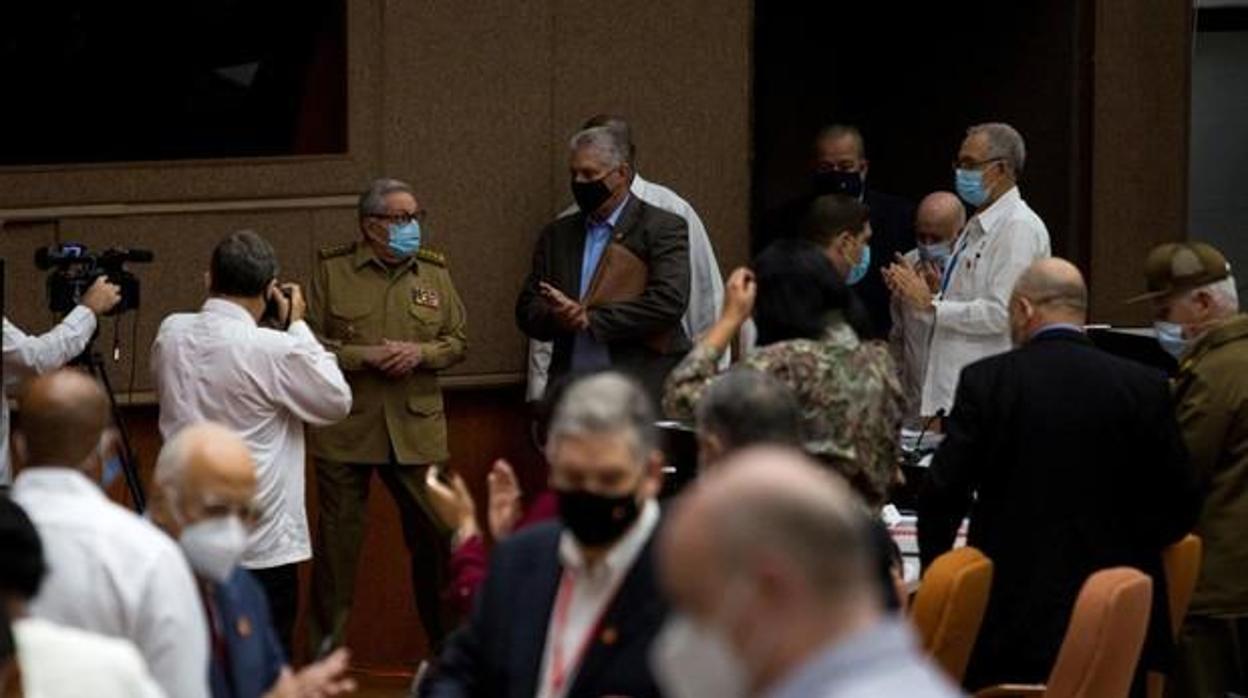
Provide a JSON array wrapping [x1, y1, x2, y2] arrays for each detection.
[[557, 487, 641, 547], [812, 170, 864, 198], [571, 175, 613, 214]]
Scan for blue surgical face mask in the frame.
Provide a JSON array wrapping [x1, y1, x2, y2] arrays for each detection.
[[955, 168, 990, 208], [847, 242, 871, 286], [1154, 320, 1189, 360], [918, 240, 953, 269], [388, 220, 422, 258]]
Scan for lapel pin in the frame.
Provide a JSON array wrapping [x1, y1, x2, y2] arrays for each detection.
[[600, 626, 618, 646]]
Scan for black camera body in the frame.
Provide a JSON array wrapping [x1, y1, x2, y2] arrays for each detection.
[[36, 243, 153, 315]]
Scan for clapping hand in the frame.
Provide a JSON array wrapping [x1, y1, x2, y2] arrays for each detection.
[[883, 254, 935, 311], [539, 282, 589, 332], [487, 459, 523, 541]]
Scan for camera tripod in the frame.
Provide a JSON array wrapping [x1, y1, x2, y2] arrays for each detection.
[[72, 340, 145, 511]]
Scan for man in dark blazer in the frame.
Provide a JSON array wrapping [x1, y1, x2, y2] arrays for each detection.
[[421, 373, 668, 698], [516, 125, 690, 406], [758, 124, 915, 338], [918, 258, 1199, 693]]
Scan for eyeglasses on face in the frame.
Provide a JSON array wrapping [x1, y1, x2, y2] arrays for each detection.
[[369, 209, 427, 225]]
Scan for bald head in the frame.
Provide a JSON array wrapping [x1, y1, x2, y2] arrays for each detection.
[[659, 447, 880, 691], [663, 447, 876, 614], [16, 369, 110, 470], [1015, 258, 1087, 313], [153, 423, 257, 535], [1010, 258, 1088, 344], [914, 191, 965, 246]]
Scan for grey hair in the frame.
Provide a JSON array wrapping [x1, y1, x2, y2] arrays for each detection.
[[582, 115, 636, 164], [546, 372, 656, 464], [696, 369, 803, 454], [967, 122, 1026, 176], [1188, 275, 1240, 315], [569, 126, 627, 170], [357, 177, 415, 219]]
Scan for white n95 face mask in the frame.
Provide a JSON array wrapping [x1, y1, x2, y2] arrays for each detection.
[[179, 515, 249, 583], [651, 613, 748, 698]]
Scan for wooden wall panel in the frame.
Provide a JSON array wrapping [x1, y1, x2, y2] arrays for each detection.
[[381, 2, 555, 377], [62, 210, 318, 394], [1089, 0, 1193, 324], [550, 0, 753, 271], [1, 222, 58, 332]]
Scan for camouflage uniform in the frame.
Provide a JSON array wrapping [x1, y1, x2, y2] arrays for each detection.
[[663, 321, 904, 508]]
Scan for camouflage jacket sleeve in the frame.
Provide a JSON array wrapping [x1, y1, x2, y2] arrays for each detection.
[[661, 342, 725, 420], [857, 341, 906, 507]]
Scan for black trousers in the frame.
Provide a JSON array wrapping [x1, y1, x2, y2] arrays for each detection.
[[1169, 614, 1248, 698], [252, 563, 300, 661]]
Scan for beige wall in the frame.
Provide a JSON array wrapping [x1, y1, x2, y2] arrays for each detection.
[[0, 0, 753, 395]]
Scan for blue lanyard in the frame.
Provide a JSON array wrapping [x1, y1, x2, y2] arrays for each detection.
[[939, 233, 972, 296]]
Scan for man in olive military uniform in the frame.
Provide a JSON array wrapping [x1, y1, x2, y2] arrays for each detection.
[[1130, 241, 1248, 698], [306, 178, 467, 655]]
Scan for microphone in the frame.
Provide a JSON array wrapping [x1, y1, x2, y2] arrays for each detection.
[[905, 408, 947, 466]]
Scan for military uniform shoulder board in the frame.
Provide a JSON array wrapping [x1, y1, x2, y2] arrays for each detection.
[[416, 248, 448, 267], [318, 242, 354, 260]]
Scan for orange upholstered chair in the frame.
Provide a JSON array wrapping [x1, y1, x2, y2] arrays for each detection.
[[975, 567, 1154, 698], [910, 546, 994, 683], [1147, 534, 1203, 698]]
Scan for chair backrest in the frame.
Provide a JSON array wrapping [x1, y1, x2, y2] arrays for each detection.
[[910, 546, 994, 683], [1162, 534, 1202, 638], [1045, 568, 1153, 698], [1146, 535, 1204, 698]]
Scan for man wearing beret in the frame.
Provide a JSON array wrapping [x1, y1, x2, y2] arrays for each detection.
[[1130, 241, 1248, 697]]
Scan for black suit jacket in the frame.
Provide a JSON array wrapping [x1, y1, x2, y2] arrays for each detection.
[[516, 196, 691, 404], [918, 329, 1199, 690], [757, 188, 915, 339], [420, 520, 669, 698]]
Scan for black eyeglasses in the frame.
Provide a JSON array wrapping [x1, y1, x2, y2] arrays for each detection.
[[952, 157, 1004, 171], [370, 210, 427, 225]]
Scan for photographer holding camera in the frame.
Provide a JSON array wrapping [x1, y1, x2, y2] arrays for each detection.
[[1, 275, 121, 486], [151, 230, 352, 657]]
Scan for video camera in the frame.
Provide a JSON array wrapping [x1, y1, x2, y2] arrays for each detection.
[[35, 243, 153, 315]]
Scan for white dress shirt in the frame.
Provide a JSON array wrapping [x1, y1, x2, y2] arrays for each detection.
[[12, 468, 209, 698], [0, 306, 97, 483], [919, 187, 1050, 416], [889, 249, 936, 423], [536, 498, 661, 698], [152, 298, 352, 568], [14, 617, 166, 698], [527, 174, 725, 400]]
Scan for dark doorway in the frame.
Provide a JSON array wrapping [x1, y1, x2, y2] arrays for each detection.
[[752, 3, 1091, 266]]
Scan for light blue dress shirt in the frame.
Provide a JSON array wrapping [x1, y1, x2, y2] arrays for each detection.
[[571, 195, 630, 371], [764, 619, 962, 698]]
